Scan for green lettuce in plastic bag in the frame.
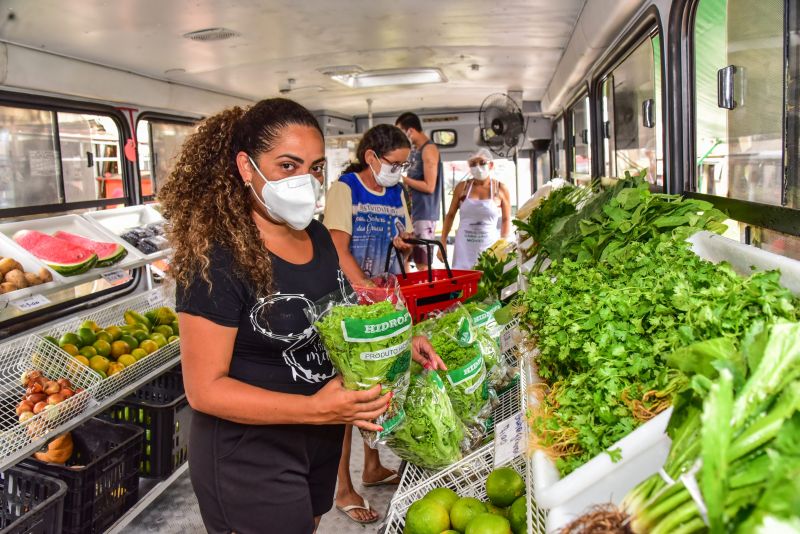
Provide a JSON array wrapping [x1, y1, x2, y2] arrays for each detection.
[[386, 369, 465, 469]]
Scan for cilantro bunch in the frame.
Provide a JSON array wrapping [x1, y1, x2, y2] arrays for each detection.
[[387, 370, 465, 469], [521, 237, 798, 475]]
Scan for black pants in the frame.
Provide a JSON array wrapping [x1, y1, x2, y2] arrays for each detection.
[[189, 410, 345, 534]]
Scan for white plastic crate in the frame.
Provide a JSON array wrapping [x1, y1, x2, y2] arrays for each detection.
[[0, 335, 101, 459], [382, 441, 546, 534], [36, 287, 180, 401], [393, 322, 523, 498], [84, 205, 171, 262]]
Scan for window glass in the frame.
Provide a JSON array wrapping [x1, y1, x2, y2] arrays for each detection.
[[0, 107, 61, 208], [601, 34, 663, 188], [753, 227, 800, 261], [570, 95, 592, 181], [431, 129, 457, 147], [136, 120, 153, 197], [58, 113, 122, 202], [553, 118, 567, 178], [138, 119, 194, 197], [694, 0, 785, 205]]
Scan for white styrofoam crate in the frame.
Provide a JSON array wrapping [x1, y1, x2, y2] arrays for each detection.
[[84, 204, 170, 261], [0, 214, 145, 282], [0, 235, 65, 303]]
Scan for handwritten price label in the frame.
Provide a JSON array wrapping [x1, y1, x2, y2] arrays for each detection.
[[11, 294, 51, 312], [494, 411, 527, 467], [146, 289, 163, 308], [500, 326, 518, 353], [101, 269, 132, 285]]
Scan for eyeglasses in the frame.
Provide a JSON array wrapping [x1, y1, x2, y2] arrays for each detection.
[[380, 156, 411, 173]]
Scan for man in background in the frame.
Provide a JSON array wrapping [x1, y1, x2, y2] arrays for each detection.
[[395, 112, 443, 270]]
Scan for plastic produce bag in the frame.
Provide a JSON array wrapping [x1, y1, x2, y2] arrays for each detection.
[[414, 304, 494, 447], [308, 275, 411, 447], [386, 368, 466, 469]]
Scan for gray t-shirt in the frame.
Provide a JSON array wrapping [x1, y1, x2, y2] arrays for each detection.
[[406, 141, 443, 221]]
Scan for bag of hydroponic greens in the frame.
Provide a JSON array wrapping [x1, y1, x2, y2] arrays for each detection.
[[307, 274, 412, 447], [464, 300, 514, 391], [413, 304, 494, 447], [386, 368, 466, 469]]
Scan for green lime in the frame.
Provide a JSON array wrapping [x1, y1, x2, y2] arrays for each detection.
[[61, 344, 79, 357], [168, 335, 179, 344], [139, 340, 159, 354], [465, 513, 511, 534], [93, 340, 112, 357], [132, 330, 149, 343], [81, 320, 101, 332], [148, 333, 168, 348], [88, 355, 110, 374], [131, 348, 148, 361], [59, 332, 81, 348], [423, 487, 460, 512], [117, 354, 137, 367], [404, 499, 450, 534], [95, 330, 113, 343], [79, 346, 97, 358], [105, 325, 123, 341], [43, 335, 59, 346], [450, 498, 487, 533], [507, 496, 527, 534], [486, 503, 508, 517], [486, 468, 525, 508], [77, 327, 97, 347], [120, 335, 139, 350], [170, 321, 180, 335], [153, 325, 173, 338]]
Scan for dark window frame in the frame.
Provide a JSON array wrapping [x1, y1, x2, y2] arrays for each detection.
[[0, 91, 135, 218], [670, 0, 800, 236], [564, 85, 593, 181], [550, 113, 568, 179], [430, 128, 458, 148], [136, 112, 198, 203], [589, 6, 667, 191]]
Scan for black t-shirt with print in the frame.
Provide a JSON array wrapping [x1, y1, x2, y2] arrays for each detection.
[[176, 220, 341, 396]]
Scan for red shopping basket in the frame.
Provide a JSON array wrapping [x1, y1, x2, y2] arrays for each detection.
[[384, 238, 482, 323]]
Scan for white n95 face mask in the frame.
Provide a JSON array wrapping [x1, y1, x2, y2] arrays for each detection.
[[248, 156, 320, 230], [470, 165, 490, 181], [370, 157, 403, 187]]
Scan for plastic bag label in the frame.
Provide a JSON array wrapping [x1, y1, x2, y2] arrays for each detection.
[[430, 371, 445, 390], [377, 408, 405, 439], [446, 352, 484, 387], [470, 302, 501, 327], [456, 317, 476, 346], [360, 338, 411, 361], [341, 309, 412, 342]]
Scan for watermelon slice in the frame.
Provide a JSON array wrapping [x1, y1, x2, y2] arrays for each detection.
[[53, 231, 128, 267], [13, 230, 97, 276]]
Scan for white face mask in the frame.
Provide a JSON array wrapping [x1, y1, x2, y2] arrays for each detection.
[[470, 164, 490, 181], [369, 152, 403, 187], [248, 156, 320, 230]]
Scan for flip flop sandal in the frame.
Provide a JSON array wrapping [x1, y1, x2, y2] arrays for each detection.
[[336, 499, 379, 524], [361, 472, 401, 487]]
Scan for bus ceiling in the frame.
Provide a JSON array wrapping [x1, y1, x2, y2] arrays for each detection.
[[0, 0, 643, 118]]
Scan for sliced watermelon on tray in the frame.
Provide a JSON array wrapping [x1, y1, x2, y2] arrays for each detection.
[[13, 230, 97, 276], [53, 231, 128, 267]]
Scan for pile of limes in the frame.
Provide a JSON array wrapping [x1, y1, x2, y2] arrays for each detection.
[[43, 306, 179, 379], [403, 467, 527, 534]]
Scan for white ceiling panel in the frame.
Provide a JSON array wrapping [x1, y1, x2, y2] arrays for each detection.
[[0, 0, 586, 114]]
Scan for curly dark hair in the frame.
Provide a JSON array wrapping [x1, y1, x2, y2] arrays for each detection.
[[159, 98, 323, 295], [342, 124, 410, 175]]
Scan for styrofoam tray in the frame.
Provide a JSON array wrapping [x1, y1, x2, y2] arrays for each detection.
[[689, 230, 800, 295], [534, 408, 673, 532], [0, 235, 65, 303], [83, 204, 170, 261], [0, 214, 145, 282]]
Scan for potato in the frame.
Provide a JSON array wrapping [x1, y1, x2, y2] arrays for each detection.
[[4, 269, 27, 289], [24, 272, 43, 286], [0, 282, 18, 294], [0, 257, 16, 276], [37, 267, 53, 283]]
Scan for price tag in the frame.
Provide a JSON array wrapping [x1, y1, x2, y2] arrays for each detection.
[[101, 269, 132, 285], [146, 289, 163, 308], [494, 411, 527, 467], [500, 325, 518, 353], [11, 293, 51, 312]]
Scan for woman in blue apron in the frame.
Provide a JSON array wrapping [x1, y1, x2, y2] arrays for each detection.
[[439, 148, 512, 269]]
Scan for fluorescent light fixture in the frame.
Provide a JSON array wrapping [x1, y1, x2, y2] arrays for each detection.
[[327, 68, 446, 88]]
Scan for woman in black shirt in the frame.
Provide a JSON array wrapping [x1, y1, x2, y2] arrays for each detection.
[[160, 98, 442, 534]]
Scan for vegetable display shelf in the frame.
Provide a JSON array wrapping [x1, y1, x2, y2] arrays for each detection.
[[0, 236, 66, 304], [393, 320, 524, 501], [0, 288, 180, 472]]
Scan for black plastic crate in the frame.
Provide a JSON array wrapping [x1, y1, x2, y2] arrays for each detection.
[[101, 367, 191, 478], [0, 467, 67, 534], [22, 418, 143, 534]]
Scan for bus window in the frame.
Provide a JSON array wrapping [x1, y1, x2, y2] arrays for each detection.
[[570, 95, 591, 183], [553, 117, 567, 178], [0, 105, 125, 210], [137, 119, 195, 199], [58, 113, 122, 203], [601, 34, 663, 188], [693, 0, 785, 207]]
